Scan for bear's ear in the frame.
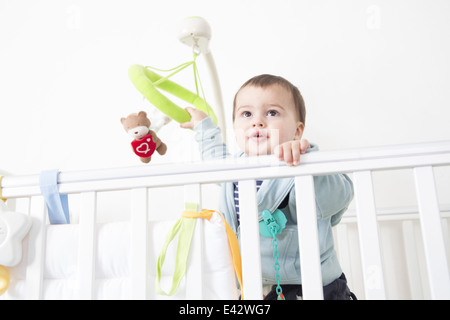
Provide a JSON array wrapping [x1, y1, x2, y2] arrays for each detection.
[[120, 117, 127, 125], [138, 111, 147, 117]]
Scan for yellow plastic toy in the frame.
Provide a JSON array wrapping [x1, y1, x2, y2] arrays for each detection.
[[0, 265, 9, 296]]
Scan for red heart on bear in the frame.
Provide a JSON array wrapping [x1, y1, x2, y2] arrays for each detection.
[[131, 134, 156, 158]]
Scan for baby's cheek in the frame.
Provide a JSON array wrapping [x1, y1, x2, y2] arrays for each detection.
[[271, 129, 292, 147]]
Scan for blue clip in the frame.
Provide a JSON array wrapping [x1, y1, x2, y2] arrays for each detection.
[[39, 170, 70, 224], [259, 209, 287, 238]]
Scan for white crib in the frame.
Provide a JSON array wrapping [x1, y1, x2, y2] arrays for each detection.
[[1, 140, 449, 300]]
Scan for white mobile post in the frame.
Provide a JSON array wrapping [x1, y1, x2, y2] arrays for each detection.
[[177, 16, 227, 143]]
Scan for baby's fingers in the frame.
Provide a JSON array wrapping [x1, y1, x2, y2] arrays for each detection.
[[290, 142, 301, 166], [281, 143, 296, 166], [179, 107, 203, 129], [276, 141, 302, 166], [180, 121, 194, 129], [300, 139, 310, 154], [285, 141, 301, 166]]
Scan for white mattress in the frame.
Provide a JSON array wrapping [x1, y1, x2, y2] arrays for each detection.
[[2, 218, 238, 300]]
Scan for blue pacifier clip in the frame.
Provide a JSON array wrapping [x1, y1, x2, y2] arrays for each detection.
[[259, 209, 286, 237], [259, 209, 287, 300]]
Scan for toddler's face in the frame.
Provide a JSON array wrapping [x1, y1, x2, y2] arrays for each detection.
[[233, 84, 304, 156]]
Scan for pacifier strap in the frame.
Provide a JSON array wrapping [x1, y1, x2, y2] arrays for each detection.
[[260, 209, 287, 300]]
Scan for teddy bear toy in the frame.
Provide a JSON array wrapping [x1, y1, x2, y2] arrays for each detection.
[[121, 111, 167, 163]]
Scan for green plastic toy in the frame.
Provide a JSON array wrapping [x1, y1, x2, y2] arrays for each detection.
[[128, 55, 218, 125]]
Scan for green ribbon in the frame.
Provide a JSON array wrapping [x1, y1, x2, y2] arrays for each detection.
[[155, 216, 197, 296]]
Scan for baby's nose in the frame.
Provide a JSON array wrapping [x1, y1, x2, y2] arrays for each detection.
[[252, 122, 264, 128]]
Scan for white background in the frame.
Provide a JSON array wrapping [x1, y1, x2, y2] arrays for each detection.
[[1, 0, 450, 174]]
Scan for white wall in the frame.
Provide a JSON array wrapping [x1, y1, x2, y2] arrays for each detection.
[[1, 0, 450, 175]]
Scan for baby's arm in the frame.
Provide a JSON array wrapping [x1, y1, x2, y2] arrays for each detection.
[[180, 107, 229, 160], [274, 140, 311, 166]]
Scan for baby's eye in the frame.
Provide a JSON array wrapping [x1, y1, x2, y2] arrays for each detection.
[[267, 110, 279, 116], [242, 111, 252, 118]]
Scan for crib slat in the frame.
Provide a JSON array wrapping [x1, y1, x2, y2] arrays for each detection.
[[334, 224, 354, 290], [413, 166, 450, 299], [238, 179, 263, 299], [130, 187, 149, 299], [184, 183, 203, 299], [77, 192, 97, 299], [401, 220, 424, 299], [353, 170, 386, 299], [25, 196, 46, 300], [294, 175, 324, 300], [442, 218, 450, 269]]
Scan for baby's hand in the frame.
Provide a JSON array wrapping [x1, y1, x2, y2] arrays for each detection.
[[274, 139, 310, 166], [180, 107, 208, 129]]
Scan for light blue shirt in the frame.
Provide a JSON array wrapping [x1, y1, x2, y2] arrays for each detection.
[[194, 117, 354, 285]]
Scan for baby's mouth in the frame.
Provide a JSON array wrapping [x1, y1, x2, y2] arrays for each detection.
[[249, 130, 268, 142]]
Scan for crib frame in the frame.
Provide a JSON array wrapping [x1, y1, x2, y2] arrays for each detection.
[[2, 140, 450, 300]]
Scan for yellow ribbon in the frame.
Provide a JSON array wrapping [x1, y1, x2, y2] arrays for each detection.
[[182, 209, 244, 299], [0, 176, 7, 202]]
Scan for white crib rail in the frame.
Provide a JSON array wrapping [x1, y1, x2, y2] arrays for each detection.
[[353, 171, 386, 299], [295, 175, 323, 299], [77, 191, 96, 299], [2, 140, 450, 300], [414, 166, 449, 299], [26, 196, 46, 299], [238, 180, 264, 299]]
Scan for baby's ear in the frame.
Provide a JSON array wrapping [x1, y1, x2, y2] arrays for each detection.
[[294, 122, 304, 140]]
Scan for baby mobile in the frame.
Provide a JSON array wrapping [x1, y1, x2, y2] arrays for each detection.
[[123, 16, 225, 163]]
